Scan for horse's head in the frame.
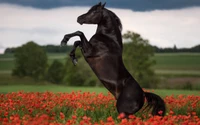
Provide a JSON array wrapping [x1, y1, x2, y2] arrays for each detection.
[[77, 2, 106, 25]]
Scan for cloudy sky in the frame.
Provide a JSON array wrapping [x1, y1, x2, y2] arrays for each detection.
[[0, 1, 200, 53]]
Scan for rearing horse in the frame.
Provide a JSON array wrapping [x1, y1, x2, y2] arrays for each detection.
[[61, 2, 166, 117]]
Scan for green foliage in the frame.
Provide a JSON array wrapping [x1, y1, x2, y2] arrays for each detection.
[[12, 41, 48, 80], [64, 49, 100, 86], [4, 47, 16, 54], [123, 31, 158, 88], [46, 60, 65, 84]]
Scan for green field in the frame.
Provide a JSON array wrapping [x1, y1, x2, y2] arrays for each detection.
[[153, 53, 200, 69], [153, 53, 200, 76], [1, 53, 200, 75], [0, 85, 199, 97]]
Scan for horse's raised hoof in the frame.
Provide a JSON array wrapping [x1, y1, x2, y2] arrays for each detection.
[[72, 58, 78, 66], [60, 35, 70, 46], [60, 41, 66, 46]]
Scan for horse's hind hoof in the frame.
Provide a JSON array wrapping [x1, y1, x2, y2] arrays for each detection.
[[72, 59, 78, 66]]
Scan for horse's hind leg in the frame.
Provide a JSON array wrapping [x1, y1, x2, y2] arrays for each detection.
[[116, 84, 145, 118], [70, 41, 81, 65]]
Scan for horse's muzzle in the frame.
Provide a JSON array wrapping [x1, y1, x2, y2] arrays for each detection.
[[77, 15, 85, 25]]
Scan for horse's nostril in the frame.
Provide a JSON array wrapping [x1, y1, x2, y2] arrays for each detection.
[[77, 19, 84, 25], [77, 17, 82, 24], [77, 15, 85, 25]]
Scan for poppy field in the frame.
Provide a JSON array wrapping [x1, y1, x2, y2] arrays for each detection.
[[0, 90, 200, 125]]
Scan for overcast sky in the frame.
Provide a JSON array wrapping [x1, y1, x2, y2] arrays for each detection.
[[0, 3, 200, 53]]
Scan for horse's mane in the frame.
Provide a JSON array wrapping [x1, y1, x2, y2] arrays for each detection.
[[106, 9, 123, 32]]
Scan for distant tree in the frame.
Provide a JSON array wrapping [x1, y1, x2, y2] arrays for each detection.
[[12, 41, 48, 80], [123, 31, 158, 88], [4, 47, 16, 54], [41, 45, 73, 53], [173, 44, 177, 52], [191, 44, 200, 52], [46, 60, 65, 84]]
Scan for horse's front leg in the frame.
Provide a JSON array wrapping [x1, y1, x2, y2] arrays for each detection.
[[61, 31, 90, 49], [61, 31, 92, 63], [69, 40, 81, 65]]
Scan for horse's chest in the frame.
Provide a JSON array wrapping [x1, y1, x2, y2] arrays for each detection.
[[86, 54, 120, 78], [86, 56, 124, 99], [86, 56, 106, 74]]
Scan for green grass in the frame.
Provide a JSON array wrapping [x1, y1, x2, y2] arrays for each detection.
[[0, 53, 15, 71], [155, 69, 200, 76], [0, 60, 15, 71], [0, 73, 50, 85], [0, 85, 199, 97], [0, 53, 14, 58], [0, 85, 106, 94], [153, 53, 200, 70], [152, 53, 200, 76]]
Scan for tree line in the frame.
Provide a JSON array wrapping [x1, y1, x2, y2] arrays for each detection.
[[4, 45, 73, 54], [152, 44, 200, 53], [4, 43, 200, 54], [11, 31, 158, 88]]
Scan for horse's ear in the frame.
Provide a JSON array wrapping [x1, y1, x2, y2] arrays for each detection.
[[97, 2, 102, 6], [102, 2, 106, 8]]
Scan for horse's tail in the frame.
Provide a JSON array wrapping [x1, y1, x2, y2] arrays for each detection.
[[144, 92, 166, 116]]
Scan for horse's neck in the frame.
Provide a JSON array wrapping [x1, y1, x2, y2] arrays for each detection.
[[96, 13, 117, 33], [97, 14, 121, 35], [96, 14, 123, 48]]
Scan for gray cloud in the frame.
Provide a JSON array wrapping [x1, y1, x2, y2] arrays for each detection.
[[0, 4, 200, 53], [1, 0, 200, 11]]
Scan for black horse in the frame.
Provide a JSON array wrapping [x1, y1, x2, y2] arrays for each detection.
[[61, 2, 165, 117]]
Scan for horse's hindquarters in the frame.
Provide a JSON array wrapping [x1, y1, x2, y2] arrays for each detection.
[[116, 81, 144, 116]]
